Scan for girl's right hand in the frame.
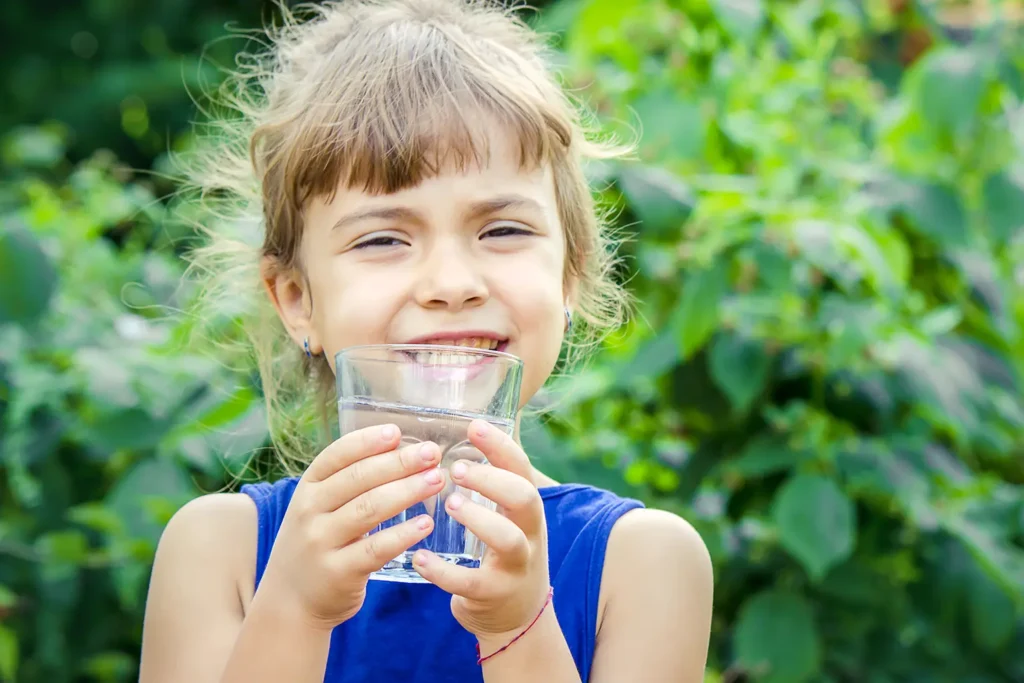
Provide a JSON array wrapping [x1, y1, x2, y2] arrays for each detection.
[[256, 423, 444, 631]]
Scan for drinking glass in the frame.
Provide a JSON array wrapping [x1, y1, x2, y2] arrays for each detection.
[[335, 343, 524, 583]]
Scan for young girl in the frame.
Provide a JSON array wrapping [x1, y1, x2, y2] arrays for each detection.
[[139, 1, 713, 681]]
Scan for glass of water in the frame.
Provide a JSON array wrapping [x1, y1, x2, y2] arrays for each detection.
[[335, 343, 524, 583]]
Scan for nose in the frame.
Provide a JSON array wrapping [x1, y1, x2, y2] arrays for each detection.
[[413, 240, 488, 311]]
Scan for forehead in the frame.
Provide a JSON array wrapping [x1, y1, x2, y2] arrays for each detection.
[[310, 123, 559, 218]]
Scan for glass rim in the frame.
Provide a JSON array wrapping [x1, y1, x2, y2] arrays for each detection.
[[335, 343, 523, 366]]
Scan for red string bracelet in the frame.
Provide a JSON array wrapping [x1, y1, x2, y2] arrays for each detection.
[[475, 586, 555, 665]]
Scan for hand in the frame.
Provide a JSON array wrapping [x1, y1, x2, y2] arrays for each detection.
[[412, 420, 551, 641], [257, 424, 446, 630]]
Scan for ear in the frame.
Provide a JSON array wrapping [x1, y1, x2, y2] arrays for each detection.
[[261, 256, 320, 354]]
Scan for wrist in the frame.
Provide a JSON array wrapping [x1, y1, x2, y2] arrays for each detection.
[[249, 582, 339, 637], [475, 605, 559, 651], [475, 587, 557, 662]]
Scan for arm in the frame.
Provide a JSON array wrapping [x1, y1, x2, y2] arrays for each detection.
[[138, 493, 333, 683], [140, 426, 445, 683], [590, 509, 714, 683], [407, 421, 582, 683], [476, 606, 582, 683]]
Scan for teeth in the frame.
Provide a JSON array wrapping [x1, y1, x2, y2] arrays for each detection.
[[416, 337, 500, 352]]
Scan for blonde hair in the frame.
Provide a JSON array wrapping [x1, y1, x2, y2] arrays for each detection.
[[182, 0, 631, 474]]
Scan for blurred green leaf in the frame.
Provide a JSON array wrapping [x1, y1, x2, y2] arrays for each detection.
[[82, 651, 135, 681], [722, 436, 812, 479], [711, 0, 765, 43], [615, 325, 683, 383], [0, 222, 57, 327], [678, 261, 730, 360], [0, 624, 17, 682], [618, 164, 696, 237], [36, 530, 90, 564], [568, 0, 641, 69], [67, 503, 126, 536], [80, 407, 171, 453], [773, 474, 856, 580], [106, 458, 194, 546], [0, 585, 16, 609], [630, 90, 705, 161], [1, 126, 65, 168], [709, 332, 770, 414], [734, 590, 821, 683], [966, 561, 1017, 653], [895, 180, 969, 249], [982, 170, 1024, 245], [912, 47, 989, 135]]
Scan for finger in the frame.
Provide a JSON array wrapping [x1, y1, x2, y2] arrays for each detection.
[[467, 420, 533, 481], [412, 550, 492, 600], [331, 466, 446, 539], [305, 424, 401, 483], [450, 460, 544, 538], [338, 514, 434, 576], [320, 441, 441, 511], [445, 492, 529, 566]]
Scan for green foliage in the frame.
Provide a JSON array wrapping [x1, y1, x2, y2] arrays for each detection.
[[0, 0, 267, 169], [734, 590, 820, 683], [530, 0, 1024, 680], [0, 129, 269, 681], [1, 0, 1023, 682]]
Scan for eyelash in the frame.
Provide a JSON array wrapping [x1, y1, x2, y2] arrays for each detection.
[[483, 225, 532, 238], [353, 236, 404, 249], [352, 225, 531, 249]]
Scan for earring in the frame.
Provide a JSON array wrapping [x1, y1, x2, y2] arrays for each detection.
[[564, 308, 573, 333], [303, 337, 312, 358]]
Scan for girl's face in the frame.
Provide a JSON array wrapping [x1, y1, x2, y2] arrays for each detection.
[[265, 130, 570, 409]]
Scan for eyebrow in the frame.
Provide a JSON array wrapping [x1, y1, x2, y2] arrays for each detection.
[[330, 193, 544, 232]]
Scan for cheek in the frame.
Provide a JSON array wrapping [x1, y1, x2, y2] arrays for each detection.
[[506, 275, 565, 406], [308, 262, 400, 354]]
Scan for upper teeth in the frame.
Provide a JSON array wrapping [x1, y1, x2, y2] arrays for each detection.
[[411, 338, 500, 365], [421, 338, 499, 350]]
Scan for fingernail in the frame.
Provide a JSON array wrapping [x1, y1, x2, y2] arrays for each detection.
[[416, 515, 432, 530], [382, 424, 397, 440], [448, 493, 464, 510], [424, 468, 443, 485], [419, 443, 436, 462], [451, 461, 468, 479], [414, 550, 429, 566], [472, 420, 489, 438]]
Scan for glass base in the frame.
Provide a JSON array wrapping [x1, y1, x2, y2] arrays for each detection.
[[370, 551, 482, 583]]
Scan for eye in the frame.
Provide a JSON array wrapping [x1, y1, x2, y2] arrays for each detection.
[[353, 235, 406, 249], [482, 223, 533, 239]]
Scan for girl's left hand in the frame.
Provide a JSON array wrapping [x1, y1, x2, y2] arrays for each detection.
[[412, 419, 551, 640]]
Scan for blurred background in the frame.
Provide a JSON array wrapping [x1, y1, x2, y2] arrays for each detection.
[[1, 0, 1023, 681]]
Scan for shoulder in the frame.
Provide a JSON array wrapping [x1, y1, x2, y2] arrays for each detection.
[[602, 508, 714, 611], [154, 493, 259, 603], [160, 492, 258, 549], [606, 507, 713, 574]]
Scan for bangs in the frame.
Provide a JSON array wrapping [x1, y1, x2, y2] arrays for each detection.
[[264, 19, 575, 208]]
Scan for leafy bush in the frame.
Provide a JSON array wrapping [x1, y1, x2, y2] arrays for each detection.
[[0, 1, 1022, 682], [0, 129, 270, 681], [526, 0, 1024, 681]]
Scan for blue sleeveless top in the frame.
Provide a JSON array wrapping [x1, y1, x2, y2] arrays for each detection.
[[241, 478, 644, 682]]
